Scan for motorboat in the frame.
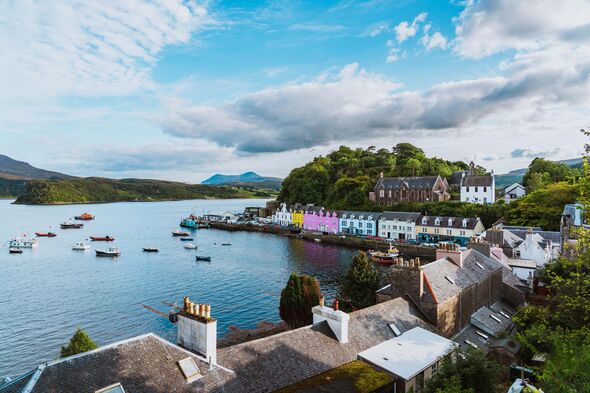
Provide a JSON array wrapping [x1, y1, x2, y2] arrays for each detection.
[[184, 243, 197, 249], [60, 220, 83, 229], [195, 256, 211, 261], [314, 238, 321, 243], [72, 242, 90, 251], [221, 242, 232, 246], [172, 230, 190, 237], [143, 247, 159, 252], [9, 248, 23, 254], [74, 213, 94, 220], [180, 216, 199, 229], [90, 236, 115, 241], [96, 248, 121, 257], [35, 232, 57, 237], [8, 238, 38, 248], [369, 243, 400, 265], [180, 237, 194, 241]]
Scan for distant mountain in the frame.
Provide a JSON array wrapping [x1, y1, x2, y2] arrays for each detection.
[[202, 172, 283, 189], [496, 157, 583, 189], [0, 154, 72, 180]]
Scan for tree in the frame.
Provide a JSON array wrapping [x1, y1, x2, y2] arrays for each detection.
[[339, 252, 380, 311], [522, 157, 579, 189], [279, 274, 321, 329], [424, 349, 503, 393], [526, 172, 552, 192], [60, 328, 98, 358]]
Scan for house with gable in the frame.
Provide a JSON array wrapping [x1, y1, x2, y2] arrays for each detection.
[[503, 183, 526, 203], [370, 174, 450, 205], [460, 162, 495, 204], [303, 207, 340, 234], [339, 211, 381, 236]]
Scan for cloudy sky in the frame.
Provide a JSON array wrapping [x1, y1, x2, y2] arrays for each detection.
[[1, 0, 588, 182]]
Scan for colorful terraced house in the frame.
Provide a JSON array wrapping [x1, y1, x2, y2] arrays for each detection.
[[303, 207, 340, 234]]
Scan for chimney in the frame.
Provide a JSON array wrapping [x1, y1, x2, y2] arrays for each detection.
[[380, 172, 384, 179], [312, 299, 349, 343], [436, 243, 464, 268], [467, 237, 491, 257], [176, 297, 217, 364], [388, 260, 424, 304]]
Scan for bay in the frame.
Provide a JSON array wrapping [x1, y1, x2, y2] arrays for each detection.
[[0, 198, 355, 378]]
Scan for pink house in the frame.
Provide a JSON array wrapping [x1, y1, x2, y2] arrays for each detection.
[[303, 207, 340, 234]]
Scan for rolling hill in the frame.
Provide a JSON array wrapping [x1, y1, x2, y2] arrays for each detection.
[[0, 154, 72, 180], [495, 157, 583, 189], [202, 171, 283, 190]]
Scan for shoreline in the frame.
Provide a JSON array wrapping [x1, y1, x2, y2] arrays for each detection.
[[11, 196, 274, 206]]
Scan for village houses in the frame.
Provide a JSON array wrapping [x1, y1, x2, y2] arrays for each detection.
[[339, 211, 381, 236], [416, 216, 485, 246], [378, 211, 422, 241], [460, 162, 495, 204]]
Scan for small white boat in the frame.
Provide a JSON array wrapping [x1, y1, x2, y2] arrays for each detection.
[[96, 248, 121, 257], [9, 247, 23, 254], [143, 247, 159, 252], [72, 242, 90, 251], [8, 238, 38, 248], [314, 238, 321, 243], [184, 243, 197, 249]]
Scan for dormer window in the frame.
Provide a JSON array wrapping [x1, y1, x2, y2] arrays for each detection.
[[178, 357, 202, 383], [435, 218, 441, 226], [359, 215, 364, 220], [422, 217, 428, 225], [448, 218, 453, 226]]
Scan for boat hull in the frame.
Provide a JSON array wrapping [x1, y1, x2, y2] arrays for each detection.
[[90, 237, 115, 241], [196, 256, 211, 261], [96, 250, 120, 257]]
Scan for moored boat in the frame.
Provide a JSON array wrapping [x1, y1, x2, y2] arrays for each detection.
[[90, 236, 115, 241], [96, 248, 121, 257], [35, 232, 57, 237], [60, 220, 83, 229], [72, 242, 90, 250], [195, 256, 211, 261], [180, 216, 198, 229], [172, 230, 190, 237], [8, 238, 38, 248], [369, 243, 400, 265], [74, 212, 95, 220], [180, 237, 194, 241], [221, 242, 232, 246], [9, 247, 23, 254], [184, 243, 197, 249], [143, 247, 159, 252]]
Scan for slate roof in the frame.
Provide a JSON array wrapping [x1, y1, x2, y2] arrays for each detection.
[[509, 229, 561, 245], [0, 370, 36, 393], [470, 306, 512, 337], [29, 333, 244, 393], [217, 297, 433, 393], [461, 174, 493, 187], [380, 211, 422, 223], [418, 216, 481, 230], [375, 176, 441, 190], [421, 249, 503, 303], [339, 211, 381, 221], [448, 171, 468, 186], [504, 183, 525, 193]]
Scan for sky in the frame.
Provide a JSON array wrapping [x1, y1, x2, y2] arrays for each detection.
[[0, 0, 588, 182]]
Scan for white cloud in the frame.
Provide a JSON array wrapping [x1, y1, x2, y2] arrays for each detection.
[[394, 12, 427, 43], [386, 47, 400, 63], [420, 31, 448, 50], [0, 1, 213, 101]]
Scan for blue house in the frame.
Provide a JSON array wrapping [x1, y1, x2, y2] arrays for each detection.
[[339, 211, 381, 236]]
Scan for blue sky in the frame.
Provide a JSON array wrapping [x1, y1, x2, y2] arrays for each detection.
[[0, 0, 588, 181]]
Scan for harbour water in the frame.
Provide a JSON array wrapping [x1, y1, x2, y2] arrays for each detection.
[[0, 199, 356, 378]]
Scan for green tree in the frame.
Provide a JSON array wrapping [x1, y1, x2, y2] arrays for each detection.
[[339, 252, 380, 311], [279, 274, 321, 329], [60, 328, 98, 358], [522, 157, 579, 189], [526, 172, 552, 192]]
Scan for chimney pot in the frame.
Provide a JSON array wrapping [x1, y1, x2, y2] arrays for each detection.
[[333, 299, 339, 311], [205, 305, 211, 319], [319, 296, 325, 307], [199, 304, 205, 317], [416, 257, 420, 266]]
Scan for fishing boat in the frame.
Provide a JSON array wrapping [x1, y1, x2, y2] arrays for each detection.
[[184, 243, 197, 249], [143, 247, 159, 252], [8, 238, 38, 248], [172, 230, 190, 237], [195, 256, 211, 261], [180, 216, 198, 229], [74, 212, 94, 220], [198, 223, 210, 229], [96, 248, 121, 257], [90, 236, 115, 241], [35, 232, 57, 237], [221, 242, 232, 246], [60, 220, 83, 229], [9, 247, 23, 254], [72, 242, 90, 250], [180, 237, 194, 241], [369, 243, 400, 265]]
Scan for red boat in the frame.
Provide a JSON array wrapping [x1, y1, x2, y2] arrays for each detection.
[[90, 236, 115, 241], [35, 232, 57, 237], [75, 212, 95, 220]]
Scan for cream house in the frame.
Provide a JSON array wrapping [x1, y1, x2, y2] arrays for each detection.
[[416, 216, 485, 246]]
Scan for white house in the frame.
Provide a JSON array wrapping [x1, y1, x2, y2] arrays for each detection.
[[460, 161, 495, 205], [516, 232, 553, 268], [378, 211, 422, 241], [503, 183, 526, 203], [339, 211, 380, 236], [271, 203, 292, 226]]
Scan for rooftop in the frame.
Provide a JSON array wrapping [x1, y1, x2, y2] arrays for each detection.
[[381, 211, 422, 222], [418, 216, 481, 230], [375, 176, 441, 190], [358, 327, 458, 380], [461, 174, 493, 187]]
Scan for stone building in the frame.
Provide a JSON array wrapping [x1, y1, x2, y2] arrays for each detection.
[[370, 174, 450, 205]]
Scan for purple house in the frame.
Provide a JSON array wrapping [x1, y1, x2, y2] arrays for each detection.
[[303, 207, 340, 234]]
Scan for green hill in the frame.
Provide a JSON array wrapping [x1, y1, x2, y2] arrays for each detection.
[[14, 177, 275, 205]]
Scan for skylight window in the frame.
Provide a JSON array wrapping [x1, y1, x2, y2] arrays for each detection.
[[178, 357, 201, 383], [95, 383, 125, 393], [499, 311, 511, 319], [445, 276, 455, 285], [475, 331, 489, 340], [388, 323, 401, 337], [490, 314, 502, 323], [465, 339, 478, 349]]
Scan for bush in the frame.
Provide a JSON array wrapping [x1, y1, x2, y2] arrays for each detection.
[[60, 328, 98, 358], [279, 274, 321, 329]]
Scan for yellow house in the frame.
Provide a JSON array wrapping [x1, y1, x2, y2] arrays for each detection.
[[292, 209, 304, 228], [416, 216, 485, 246]]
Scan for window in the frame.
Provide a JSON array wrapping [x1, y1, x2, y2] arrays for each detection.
[[388, 323, 401, 336], [475, 187, 479, 192], [448, 218, 453, 226], [446, 229, 452, 235], [422, 218, 428, 225], [434, 218, 440, 226], [178, 357, 201, 383], [96, 384, 125, 393], [465, 339, 478, 349], [367, 223, 372, 229], [476, 331, 489, 340], [423, 228, 427, 232], [462, 219, 467, 228], [490, 314, 502, 323], [466, 187, 470, 192], [432, 361, 438, 375], [379, 190, 384, 197], [445, 275, 455, 284], [483, 186, 487, 192], [434, 229, 440, 234]]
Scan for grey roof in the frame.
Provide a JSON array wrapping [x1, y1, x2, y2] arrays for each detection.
[[30, 333, 244, 393], [339, 211, 381, 221], [0, 370, 36, 393], [509, 229, 561, 245], [421, 249, 503, 303], [448, 171, 468, 186], [381, 211, 422, 223], [470, 306, 512, 338], [375, 176, 441, 190], [419, 216, 481, 230], [504, 183, 525, 193], [217, 297, 433, 393], [461, 174, 493, 187]]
